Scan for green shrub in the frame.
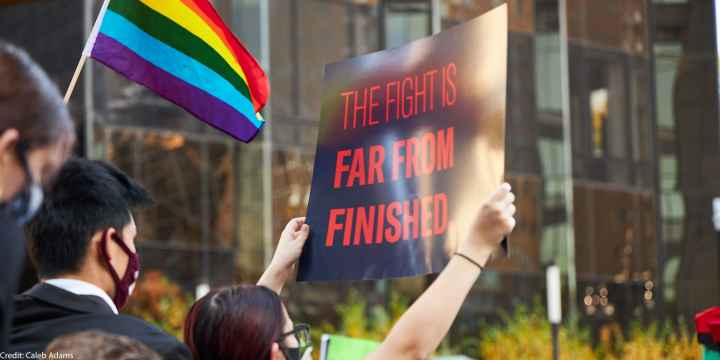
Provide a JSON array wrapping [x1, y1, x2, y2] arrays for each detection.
[[478, 302, 596, 360], [316, 288, 408, 341], [613, 320, 701, 360], [123, 271, 193, 340], [313, 289, 701, 359]]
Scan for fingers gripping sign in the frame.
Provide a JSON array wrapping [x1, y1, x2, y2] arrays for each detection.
[[258, 218, 311, 293], [457, 183, 517, 267], [274, 217, 311, 271]]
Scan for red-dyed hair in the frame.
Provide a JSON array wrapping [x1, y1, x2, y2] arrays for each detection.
[[184, 285, 286, 360]]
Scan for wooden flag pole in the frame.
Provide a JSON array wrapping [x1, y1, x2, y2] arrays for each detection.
[[63, 0, 111, 104], [63, 55, 88, 104]]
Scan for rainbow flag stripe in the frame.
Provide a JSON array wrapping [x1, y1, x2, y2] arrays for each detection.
[[91, 0, 268, 142]]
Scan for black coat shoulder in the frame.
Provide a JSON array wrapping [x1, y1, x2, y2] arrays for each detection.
[[0, 211, 26, 352], [112, 314, 191, 360], [11, 293, 191, 360]]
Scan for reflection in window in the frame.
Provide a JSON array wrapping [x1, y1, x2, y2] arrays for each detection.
[[381, 0, 431, 49], [662, 256, 680, 302], [539, 138, 565, 208], [535, 33, 562, 114], [541, 223, 571, 271], [659, 155, 684, 242], [654, 44, 682, 130], [654, 42, 685, 248], [590, 88, 608, 158]]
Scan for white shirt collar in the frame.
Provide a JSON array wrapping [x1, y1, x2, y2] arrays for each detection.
[[44, 278, 119, 315]]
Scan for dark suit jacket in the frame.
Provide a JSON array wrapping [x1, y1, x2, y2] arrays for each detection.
[[10, 283, 191, 360], [0, 209, 25, 352]]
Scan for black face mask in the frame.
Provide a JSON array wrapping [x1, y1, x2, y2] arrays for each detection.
[[280, 346, 312, 360], [278, 324, 312, 360], [0, 143, 44, 225]]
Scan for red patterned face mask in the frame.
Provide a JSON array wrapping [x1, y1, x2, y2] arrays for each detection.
[[98, 231, 140, 310]]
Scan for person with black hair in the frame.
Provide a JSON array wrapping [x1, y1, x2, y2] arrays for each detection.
[[10, 158, 190, 360], [0, 41, 75, 351], [47, 331, 162, 360]]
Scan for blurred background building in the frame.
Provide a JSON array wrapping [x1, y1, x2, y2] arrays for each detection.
[[1, 0, 719, 340]]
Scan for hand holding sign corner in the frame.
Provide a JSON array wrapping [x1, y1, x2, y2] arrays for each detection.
[[258, 217, 310, 293], [456, 183, 516, 268]]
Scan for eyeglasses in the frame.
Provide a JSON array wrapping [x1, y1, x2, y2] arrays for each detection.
[[278, 323, 312, 360]]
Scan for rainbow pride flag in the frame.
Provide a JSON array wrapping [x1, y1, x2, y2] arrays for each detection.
[[87, 0, 268, 142]]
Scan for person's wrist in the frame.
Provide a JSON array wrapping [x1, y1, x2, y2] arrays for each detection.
[[267, 258, 292, 280], [457, 238, 495, 268], [457, 249, 492, 269], [454, 252, 486, 272]]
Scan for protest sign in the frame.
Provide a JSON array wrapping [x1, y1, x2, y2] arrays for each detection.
[[320, 335, 379, 360], [298, 5, 507, 282]]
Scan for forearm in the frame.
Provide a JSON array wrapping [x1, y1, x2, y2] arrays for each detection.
[[375, 255, 485, 359], [256, 260, 291, 294], [368, 184, 514, 360], [259, 217, 309, 294]]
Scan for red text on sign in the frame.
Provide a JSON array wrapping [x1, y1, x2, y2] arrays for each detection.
[[325, 192, 449, 247]]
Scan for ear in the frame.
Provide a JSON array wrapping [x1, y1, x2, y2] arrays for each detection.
[[0, 129, 19, 166], [0, 129, 19, 153], [0, 129, 19, 198], [99, 227, 117, 243], [270, 342, 285, 360], [91, 227, 121, 296], [92, 227, 118, 260]]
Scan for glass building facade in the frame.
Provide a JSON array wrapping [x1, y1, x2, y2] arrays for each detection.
[[2, 0, 719, 335]]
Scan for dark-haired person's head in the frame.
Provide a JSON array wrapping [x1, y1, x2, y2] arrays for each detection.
[[0, 40, 75, 224], [28, 158, 153, 310], [47, 330, 162, 360], [184, 285, 312, 360]]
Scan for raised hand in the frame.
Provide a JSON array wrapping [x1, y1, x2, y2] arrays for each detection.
[[272, 217, 310, 271], [257, 217, 310, 294], [457, 182, 516, 267]]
